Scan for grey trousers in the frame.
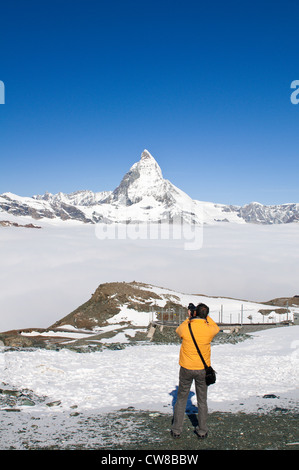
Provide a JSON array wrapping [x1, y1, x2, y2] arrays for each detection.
[[171, 366, 208, 436]]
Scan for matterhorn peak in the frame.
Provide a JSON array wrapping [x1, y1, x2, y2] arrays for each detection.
[[140, 149, 154, 160], [105, 149, 166, 206], [136, 149, 163, 179]]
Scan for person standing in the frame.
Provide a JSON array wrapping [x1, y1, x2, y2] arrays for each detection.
[[171, 302, 220, 439]]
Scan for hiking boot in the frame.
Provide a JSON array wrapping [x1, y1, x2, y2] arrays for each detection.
[[194, 430, 208, 439], [170, 430, 181, 439]]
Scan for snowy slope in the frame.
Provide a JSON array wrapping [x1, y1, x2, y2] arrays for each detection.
[[1, 326, 298, 414]]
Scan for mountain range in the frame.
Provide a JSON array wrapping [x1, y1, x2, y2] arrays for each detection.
[[1, 149, 298, 225]]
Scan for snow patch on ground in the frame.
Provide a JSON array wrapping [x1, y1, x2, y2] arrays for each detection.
[[1, 326, 298, 415]]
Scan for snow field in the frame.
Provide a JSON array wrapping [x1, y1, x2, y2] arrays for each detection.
[[1, 326, 298, 415]]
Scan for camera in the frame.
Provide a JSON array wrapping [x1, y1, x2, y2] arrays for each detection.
[[188, 303, 196, 312]]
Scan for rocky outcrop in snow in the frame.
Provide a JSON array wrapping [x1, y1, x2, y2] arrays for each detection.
[[236, 202, 299, 224]]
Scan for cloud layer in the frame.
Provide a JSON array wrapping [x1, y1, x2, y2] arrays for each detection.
[[0, 221, 298, 330]]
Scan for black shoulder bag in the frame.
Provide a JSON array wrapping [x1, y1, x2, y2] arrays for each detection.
[[188, 321, 216, 386]]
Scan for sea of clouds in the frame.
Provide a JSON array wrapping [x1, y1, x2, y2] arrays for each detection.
[[0, 216, 298, 331]]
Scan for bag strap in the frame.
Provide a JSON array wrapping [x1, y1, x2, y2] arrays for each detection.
[[188, 321, 208, 370]]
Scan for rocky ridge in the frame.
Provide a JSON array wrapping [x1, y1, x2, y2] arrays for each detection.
[[0, 281, 298, 350], [0, 220, 41, 229]]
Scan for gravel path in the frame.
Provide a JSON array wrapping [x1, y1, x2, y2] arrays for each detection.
[[1, 407, 298, 451]]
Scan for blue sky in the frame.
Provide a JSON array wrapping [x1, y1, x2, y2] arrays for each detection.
[[0, 0, 298, 205]]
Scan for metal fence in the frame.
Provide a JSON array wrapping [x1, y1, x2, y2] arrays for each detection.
[[150, 304, 294, 326], [150, 306, 186, 325]]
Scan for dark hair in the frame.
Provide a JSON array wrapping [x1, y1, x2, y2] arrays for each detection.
[[195, 303, 209, 319]]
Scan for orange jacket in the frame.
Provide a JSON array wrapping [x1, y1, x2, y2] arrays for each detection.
[[176, 316, 220, 370]]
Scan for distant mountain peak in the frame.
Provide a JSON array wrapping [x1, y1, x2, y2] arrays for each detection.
[[134, 149, 163, 179], [105, 149, 165, 206], [141, 149, 154, 160]]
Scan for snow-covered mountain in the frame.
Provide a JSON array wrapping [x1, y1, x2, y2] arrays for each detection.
[[0, 149, 298, 225]]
